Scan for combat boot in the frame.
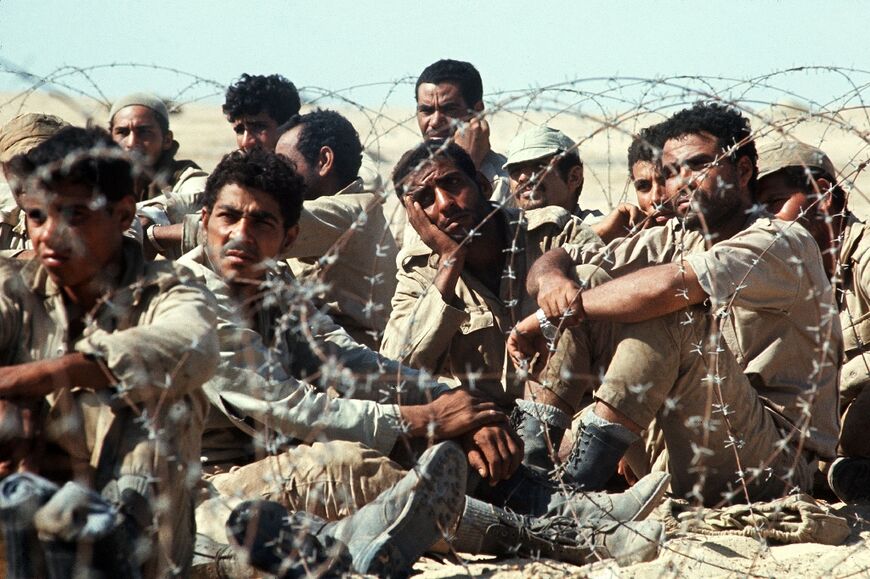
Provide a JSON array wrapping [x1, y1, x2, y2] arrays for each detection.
[[0, 472, 58, 579], [560, 411, 639, 490], [510, 399, 571, 472], [453, 496, 664, 565], [227, 504, 349, 578], [321, 440, 467, 576], [228, 441, 467, 579], [828, 457, 870, 503], [34, 481, 142, 579], [477, 462, 669, 523]]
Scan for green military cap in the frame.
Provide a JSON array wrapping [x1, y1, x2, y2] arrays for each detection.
[[0, 113, 68, 163], [503, 126, 578, 169], [757, 140, 837, 180], [109, 92, 170, 126]]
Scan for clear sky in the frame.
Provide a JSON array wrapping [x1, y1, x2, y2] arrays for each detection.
[[1, 0, 868, 108]]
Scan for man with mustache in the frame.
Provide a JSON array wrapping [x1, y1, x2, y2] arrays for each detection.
[[381, 141, 601, 475], [182, 148, 667, 575], [384, 141, 618, 486], [274, 109, 404, 348], [503, 126, 592, 216], [507, 102, 840, 505], [415, 59, 510, 203]]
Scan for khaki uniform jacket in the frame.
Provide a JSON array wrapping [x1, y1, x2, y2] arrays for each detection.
[[139, 140, 208, 203], [0, 239, 218, 574], [838, 214, 870, 402], [571, 216, 840, 459], [286, 179, 406, 347], [178, 246, 447, 468], [381, 206, 600, 408]]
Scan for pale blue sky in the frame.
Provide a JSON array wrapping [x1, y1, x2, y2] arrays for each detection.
[[1, 0, 868, 108]]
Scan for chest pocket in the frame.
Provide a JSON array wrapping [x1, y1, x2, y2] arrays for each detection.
[[459, 309, 495, 335]]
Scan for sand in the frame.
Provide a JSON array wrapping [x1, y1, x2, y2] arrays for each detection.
[[410, 501, 870, 578]]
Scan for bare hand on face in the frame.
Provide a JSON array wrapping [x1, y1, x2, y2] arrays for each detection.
[[506, 314, 551, 376], [462, 422, 523, 485], [401, 388, 508, 440], [403, 196, 466, 260], [454, 117, 491, 169]]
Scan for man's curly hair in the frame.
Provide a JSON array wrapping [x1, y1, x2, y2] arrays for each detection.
[[223, 74, 301, 125], [282, 109, 363, 191], [656, 102, 757, 184], [204, 148, 305, 227]]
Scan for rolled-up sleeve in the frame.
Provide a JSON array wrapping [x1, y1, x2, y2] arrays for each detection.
[[217, 381, 403, 456], [684, 226, 801, 311]]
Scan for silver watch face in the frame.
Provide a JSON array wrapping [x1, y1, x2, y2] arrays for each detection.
[[541, 321, 559, 342]]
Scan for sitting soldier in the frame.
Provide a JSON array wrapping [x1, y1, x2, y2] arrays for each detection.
[[0, 113, 68, 256], [0, 127, 218, 577], [754, 141, 870, 502], [509, 103, 839, 506]]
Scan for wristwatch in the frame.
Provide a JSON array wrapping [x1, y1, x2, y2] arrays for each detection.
[[535, 308, 560, 342]]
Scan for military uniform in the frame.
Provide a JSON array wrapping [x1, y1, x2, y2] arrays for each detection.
[[177, 246, 446, 540], [172, 180, 409, 346], [0, 240, 219, 576], [135, 142, 209, 260], [381, 205, 599, 408], [0, 113, 69, 256], [834, 214, 870, 457], [559, 216, 840, 503], [286, 178, 406, 348]]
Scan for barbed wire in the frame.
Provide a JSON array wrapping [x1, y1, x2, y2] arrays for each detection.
[[2, 60, 870, 577]]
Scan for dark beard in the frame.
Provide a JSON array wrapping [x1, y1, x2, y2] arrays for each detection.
[[682, 188, 742, 232]]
